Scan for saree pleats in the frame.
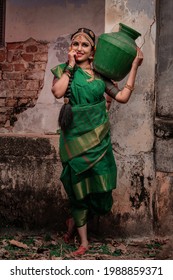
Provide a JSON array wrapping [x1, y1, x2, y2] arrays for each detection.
[[59, 100, 117, 227]]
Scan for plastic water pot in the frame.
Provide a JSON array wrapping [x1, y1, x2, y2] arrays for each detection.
[[93, 23, 141, 81]]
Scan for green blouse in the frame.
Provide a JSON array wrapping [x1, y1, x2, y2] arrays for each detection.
[[51, 63, 108, 105]]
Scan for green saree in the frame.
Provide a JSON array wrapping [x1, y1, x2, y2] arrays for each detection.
[[51, 64, 118, 227]]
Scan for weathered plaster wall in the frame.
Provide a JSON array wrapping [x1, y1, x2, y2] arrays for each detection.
[[6, 0, 104, 42], [105, 0, 156, 236], [1, 0, 105, 134]]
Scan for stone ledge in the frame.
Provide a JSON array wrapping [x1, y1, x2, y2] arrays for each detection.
[[0, 134, 66, 230], [0, 133, 59, 158]]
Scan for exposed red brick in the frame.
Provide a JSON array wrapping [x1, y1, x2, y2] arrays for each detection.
[[0, 114, 7, 123], [28, 62, 46, 71], [0, 50, 6, 62], [38, 44, 49, 53], [7, 50, 14, 63], [26, 91, 38, 98], [4, 120, 11, 128], [39, 80, 44, 89], [7, 50, 23, 63], [6, 90, 14, 98], [12, 51, 23, 62], [5, 98, 17, 107], [35, 62, 47, 71], [0, 80, 15, 91], [15, 80, 40, 91], [34, 53, 48, 62], [0, 108, 7, 113], [21, 53, 34, 62], [0, 38, 48, 128], [0, 63, 14, 71], [18, 98, 29, 106], [7, 42, 24, 50], [26, 45, 38, 53], [13, 90, 38, 98], [14, 64, 26, 71], [24, 70, 45, 80], [3, 72, 22, 80], [0, 98, 6, 107], [25, 81, 40, 91]]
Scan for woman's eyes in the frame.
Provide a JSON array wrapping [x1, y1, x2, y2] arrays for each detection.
[[82, 43, 89, 47], [72, 42, 89, 47], [72, 42, 79, 46]]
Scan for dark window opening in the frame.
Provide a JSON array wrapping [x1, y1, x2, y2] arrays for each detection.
[[0, 0, 6, 47]]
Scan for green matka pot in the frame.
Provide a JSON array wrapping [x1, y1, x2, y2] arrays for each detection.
[[93, 23, 141, 81]]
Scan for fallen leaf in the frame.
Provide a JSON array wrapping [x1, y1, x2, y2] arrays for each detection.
[[34, 239, 43, 247], [51, 241, 57, 246], [107, 243, 116, 253], [9, 239, 28, 249], [116, 243, 127, 253]]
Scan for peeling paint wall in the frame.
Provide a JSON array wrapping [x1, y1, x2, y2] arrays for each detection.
[[105, 0, 156, 236]]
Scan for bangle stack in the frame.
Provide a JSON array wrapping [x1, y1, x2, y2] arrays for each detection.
[[64, 71, 71, 78], [63, 64, 74, 78], [124, 84, 134, 92]]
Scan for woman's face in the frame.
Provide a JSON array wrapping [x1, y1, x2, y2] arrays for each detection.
[[71, 35, 93, 62]]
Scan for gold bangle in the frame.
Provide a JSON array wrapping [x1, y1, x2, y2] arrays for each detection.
[[68, 64, 74, 69], [63, 71, 71, 78], [124, 84, 134, 92]]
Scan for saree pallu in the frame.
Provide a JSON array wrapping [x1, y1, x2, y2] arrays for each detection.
[[59, 100, 117, 227]]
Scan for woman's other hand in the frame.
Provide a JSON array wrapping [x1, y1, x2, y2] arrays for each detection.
[[132, 47, 143, 68]]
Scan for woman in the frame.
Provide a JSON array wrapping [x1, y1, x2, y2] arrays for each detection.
[[51, 27, 143, 256]]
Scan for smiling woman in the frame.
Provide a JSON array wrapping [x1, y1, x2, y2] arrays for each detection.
[[51, 27, 143, 256]]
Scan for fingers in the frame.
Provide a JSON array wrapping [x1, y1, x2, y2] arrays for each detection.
[[68, 50, 77, 61], [132, 47, 143, 68], [68, 48, 77, 66], [68, 47, 76, 55], [111, 80, 118, 87], [134, 47, 143, 66], [136, 47, 143, 59]]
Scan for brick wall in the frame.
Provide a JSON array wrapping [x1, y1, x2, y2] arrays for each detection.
[[0, 38, 48, 130]]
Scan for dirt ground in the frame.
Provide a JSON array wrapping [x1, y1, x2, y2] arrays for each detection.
[[0, 228, 172, 260]]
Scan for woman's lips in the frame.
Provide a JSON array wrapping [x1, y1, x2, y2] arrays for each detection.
[[76, 53, 83, 57]]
